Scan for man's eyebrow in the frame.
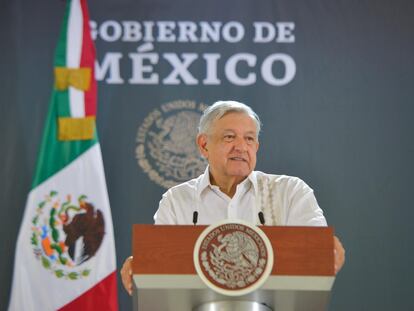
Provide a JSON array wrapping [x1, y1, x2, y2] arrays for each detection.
[[221, 129, 257, 135]]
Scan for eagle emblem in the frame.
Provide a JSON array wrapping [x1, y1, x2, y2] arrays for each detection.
[[136, 100, 208, 188], [30, 191, 105, 280], [194, 221, 274, 296]]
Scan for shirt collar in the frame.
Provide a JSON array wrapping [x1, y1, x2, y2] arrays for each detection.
[[247, 170, 259, 196], [196, 166, 212, 197], [196, 166, 258, 197]]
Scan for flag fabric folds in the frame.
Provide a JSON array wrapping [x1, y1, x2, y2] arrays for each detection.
[[8, 0, 118, 310]]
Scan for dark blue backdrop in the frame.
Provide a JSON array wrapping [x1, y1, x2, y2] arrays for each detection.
[[1, 0, 414, 310]]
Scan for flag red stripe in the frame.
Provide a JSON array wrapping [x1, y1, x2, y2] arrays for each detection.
[[58, 271, 118, 311], [80, 0, 97, 116]]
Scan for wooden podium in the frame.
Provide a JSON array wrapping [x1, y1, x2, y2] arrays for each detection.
[[132, 225, 335, 311]]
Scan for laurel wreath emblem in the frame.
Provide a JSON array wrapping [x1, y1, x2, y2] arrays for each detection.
[[201, 232, 266, 288], [30, 191, 95, 280], [136, 100, 208, 188], [194, 221, 274, 296]]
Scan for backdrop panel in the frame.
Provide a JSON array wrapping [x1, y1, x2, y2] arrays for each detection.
[[1, 1, 414, 310]]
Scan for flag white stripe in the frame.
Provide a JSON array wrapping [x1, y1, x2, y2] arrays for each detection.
[[67, 0, 85, 117], [8, 144, 116, 310]]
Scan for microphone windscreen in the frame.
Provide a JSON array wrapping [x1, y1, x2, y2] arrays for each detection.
[[193, 211, 198, 225], [258, 211, 265, 225]]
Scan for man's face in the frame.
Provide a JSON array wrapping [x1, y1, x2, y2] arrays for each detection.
[[197, 112, 259, 184]]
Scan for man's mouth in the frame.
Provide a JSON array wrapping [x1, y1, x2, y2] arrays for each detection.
[[229, 157, 246, 162]]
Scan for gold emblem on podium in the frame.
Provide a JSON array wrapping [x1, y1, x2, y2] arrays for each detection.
[[193, 220, 274, 296]]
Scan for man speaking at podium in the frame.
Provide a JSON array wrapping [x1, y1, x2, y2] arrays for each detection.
[[121, 100, 345, 295]]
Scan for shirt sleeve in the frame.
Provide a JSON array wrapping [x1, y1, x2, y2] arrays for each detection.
[[284, 178, 327, 226], [153, 190, 178, 224]]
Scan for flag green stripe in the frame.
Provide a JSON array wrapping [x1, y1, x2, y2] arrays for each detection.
[[55, 0, 71, 118], [56, 91, 71, 117], [54, 0, 70, 67], [32, 91, 98, 188], [32, 0, 97, 188]]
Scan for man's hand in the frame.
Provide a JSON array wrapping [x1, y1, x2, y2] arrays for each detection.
[[333, 235, 345, 274], [120, 256, 133, 295]]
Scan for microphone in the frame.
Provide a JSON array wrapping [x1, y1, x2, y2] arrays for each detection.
[[193, 211, 198, 225], [258, 212, 265, 225]]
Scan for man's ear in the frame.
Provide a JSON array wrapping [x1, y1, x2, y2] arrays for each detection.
[[196, 134, 209, 158]]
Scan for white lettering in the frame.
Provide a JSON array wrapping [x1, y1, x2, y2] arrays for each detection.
[[143, 21, 155, 41], [157, 21, 176, 42], [253, 22, 275, 43], [90, 20, 97, 41], [162, 53, 199, 85], [276, 22, 295, 43], [99, 20, 122, 42], [225, 53, 256, 85], [122, 21, 142, 42], [261, 53, 296, 86], [90, 20, 295, 44], [177, 21, 198, 42], [95, 53, 124, 84], [222, 21, 245, 43], [95, 52, 296, 86], [129, 52, 159, 84], [203, 53, 221, 85], [200, 21, 222, 42]]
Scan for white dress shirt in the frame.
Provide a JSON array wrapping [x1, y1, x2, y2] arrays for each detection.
[[154, 167, 327, 226]]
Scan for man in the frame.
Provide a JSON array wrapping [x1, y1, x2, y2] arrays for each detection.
[[121, 100, 345, 294]]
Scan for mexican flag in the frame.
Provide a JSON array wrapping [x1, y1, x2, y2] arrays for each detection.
[[8, 0, 118, 310]]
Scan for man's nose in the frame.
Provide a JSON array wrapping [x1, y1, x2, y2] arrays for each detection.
[[233, 136, 247, 151]]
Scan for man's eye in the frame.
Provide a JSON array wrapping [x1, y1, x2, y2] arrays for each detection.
[[246, 136, 255, 143], [224, 135, 235, 141]]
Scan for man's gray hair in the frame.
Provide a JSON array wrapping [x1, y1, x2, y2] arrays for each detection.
[[198, 100, 262, 137]]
